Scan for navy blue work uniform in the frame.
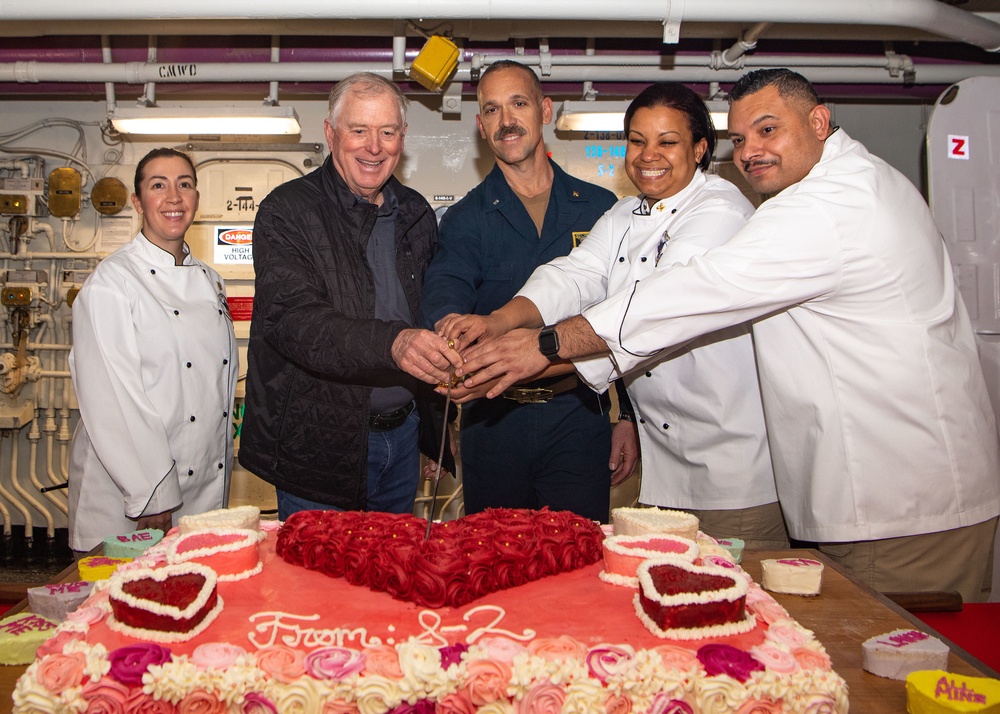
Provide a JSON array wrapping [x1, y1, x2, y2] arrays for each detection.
[[422, 160, 617, 522]]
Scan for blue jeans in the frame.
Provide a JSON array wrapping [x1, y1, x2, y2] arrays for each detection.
[[276, 408, 420, 520]]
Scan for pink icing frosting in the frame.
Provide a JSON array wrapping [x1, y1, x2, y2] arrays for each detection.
[[516, 683, 566, 714], [82, 677, 132, 711], [303, 646, 367, 680], [749, 643, 799, 674], [696, 643, 765, 683], [254, 645, 306, 683], [648, 694, 695, 714], [463, 658, 512, 705], [586, 645, 634, 683], [191, 642, 247, 669], [476, 635, 528, 664], [108, 643, 173, 685], [36, 651, 86, 694]]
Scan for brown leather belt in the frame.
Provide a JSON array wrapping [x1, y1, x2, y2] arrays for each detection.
[[502, 375, 579, 404], [368, 401, 415, 431]]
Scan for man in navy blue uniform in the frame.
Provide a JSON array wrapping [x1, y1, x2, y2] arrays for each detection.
[[422, 60, 636, 522]]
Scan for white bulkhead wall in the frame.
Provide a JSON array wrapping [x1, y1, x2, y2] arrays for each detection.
[[0, 91, 931, 541]]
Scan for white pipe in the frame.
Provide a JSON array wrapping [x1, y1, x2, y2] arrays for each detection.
[[722, 22, 772, 66], [0, 436, 31, 536], [101, 35, 115, 113], [393, 26, 407, 75], [26, 412, 60, 530], [265, 35, 280, 105], [2, 0, 998, 50], [1, 57, 997, 86], [0, 160, 31, 177]]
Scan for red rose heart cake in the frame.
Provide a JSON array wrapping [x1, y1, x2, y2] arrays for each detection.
[[108, 562, 223, 643], [634, 555, 757, 640], [276, 507, 605, 608]]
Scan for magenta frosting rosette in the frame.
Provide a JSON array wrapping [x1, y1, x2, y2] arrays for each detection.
[[108, 643, 173, 685], [696, 643, 765, 683], [303, 646, 367, 680]]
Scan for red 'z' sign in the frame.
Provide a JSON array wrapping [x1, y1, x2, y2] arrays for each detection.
[[948, 134, 970, 160]]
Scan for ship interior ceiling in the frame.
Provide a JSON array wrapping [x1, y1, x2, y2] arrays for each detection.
[[2, 0, 1000, 592]]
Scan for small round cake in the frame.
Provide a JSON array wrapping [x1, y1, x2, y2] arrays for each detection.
[[600, 533, 699, 587], [77, 555, 132, 581], [611, 507, 699, 541], [906, 670, 1000, 713], [761, 557, 824, 595], [103, 528, 164, 559], [178, 505, 261, 534]]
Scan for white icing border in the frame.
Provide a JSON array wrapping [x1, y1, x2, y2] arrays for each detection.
[[107, 595, 224, 643], [632, 593, 757, 640], [109, 562, 218, 621], [602, 533, 699, 562], [216, 559, 264, 582], [166, 527, 259, 564], [598, 570, 639, 588], [637, 556, 749, 607]]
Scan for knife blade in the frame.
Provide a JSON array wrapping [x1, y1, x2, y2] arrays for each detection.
[[425, 343, 455, 540]]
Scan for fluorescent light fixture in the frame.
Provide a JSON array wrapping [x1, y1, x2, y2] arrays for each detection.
[[555, 99, 730, 133], [109, 105, 301, 135]]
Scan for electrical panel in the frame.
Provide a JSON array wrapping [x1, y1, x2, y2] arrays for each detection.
[[0, 177, 44, 216], [48, 167, 83, 217]]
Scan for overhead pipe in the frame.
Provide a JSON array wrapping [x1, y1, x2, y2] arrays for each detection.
[[1, 56, 996, 87], [720, 22, 772, 67], [2, 0, 999, 51]]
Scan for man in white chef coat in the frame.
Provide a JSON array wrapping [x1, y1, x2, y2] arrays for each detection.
[[453, 68, 1000, 602]]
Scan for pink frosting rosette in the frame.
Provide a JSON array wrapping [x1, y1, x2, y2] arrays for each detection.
[[648, 694, 695, 714], [191, 642, 247, 670], [177, 688, 226, 714], [793, 647, 832, 671], [463, 658, 512, 705], [439, 643, 469, 669], [436, 691, 477, 714], [36, 629, 84, 658], [82, 677, 132, 713], [36, 650, 86, 694], [527, 635, 587, 661], [242, 693, 279, 714], [109, 643, 173, 686], [800, 694, 840, 714], [735, 699, 784, 714], [66, 604, 107, 627], [696, 644, 765, 683], [254, 645, 306, 683], [125, 688, 179, 713], [604, 693, 633, 714], [653, 645, 702, 672], [750, 643, 799, 674], [515, 683, 566, 714], [322, 700, 361, 714], [389, 701, 435, 714], [586, 644, 634, 683], [362, 645, 404, 679], [304, 646, 367, 680], [765, 621, 809, 649], [476, 636, 528, 664]]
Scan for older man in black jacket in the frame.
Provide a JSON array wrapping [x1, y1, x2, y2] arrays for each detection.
[[241, 73, 460, 519]]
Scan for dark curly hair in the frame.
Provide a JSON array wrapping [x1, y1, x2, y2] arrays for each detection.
[[730, 68, 820, 107], [624, 83, 716, 171]]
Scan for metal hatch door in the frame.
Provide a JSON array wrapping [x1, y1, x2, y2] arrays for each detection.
[[928, 76, 1000, 600]]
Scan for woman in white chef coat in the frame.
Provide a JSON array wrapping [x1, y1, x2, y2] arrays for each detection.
[[441, 83, 785, 548], [67, 148, 238, 553]]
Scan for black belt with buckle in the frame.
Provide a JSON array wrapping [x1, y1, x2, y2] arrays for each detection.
[[502, 375, 579, 404], [368, 401, 415, 431]]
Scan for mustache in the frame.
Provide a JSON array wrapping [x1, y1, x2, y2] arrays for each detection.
[[494, 125, 527, 141], [742, 159, 778, 173]]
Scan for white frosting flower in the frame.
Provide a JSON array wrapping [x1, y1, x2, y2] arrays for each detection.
[[61, 641, 109, 682], [354, 673, 404, 714], [264, 676, 327, 714], [694, 674, 748, 714], [396, 640, 453, 700], [143, 656, 206, 703], [477, 700, 515, 714], [562, 679, 607, 714]]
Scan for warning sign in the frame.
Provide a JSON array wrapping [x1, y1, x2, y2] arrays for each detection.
[[214, 226, 254, 264], [948, 134, 970, 160]]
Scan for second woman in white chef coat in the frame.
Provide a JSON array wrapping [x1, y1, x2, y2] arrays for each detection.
[[68, 148, 238, 553]]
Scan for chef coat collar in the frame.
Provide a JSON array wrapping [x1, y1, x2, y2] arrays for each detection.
[[137, 232, 196, 266], [635, 170, 707, 217]]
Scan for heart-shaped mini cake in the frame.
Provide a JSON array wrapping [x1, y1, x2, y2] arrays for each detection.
[[166, 527, 262, 581], [277, 508, 604, 608], [611, 507, 699, 541], [108, 562, 223, 643], [862, 629, 950, 680], [600, 533, 699, 587], [634, 556, 756, 640]]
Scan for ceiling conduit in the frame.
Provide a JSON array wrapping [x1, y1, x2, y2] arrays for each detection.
[[2, 55, 997, 88], [2, 0, 999, 51]]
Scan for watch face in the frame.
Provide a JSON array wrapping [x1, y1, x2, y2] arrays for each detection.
[[539, 327, 559, 356]]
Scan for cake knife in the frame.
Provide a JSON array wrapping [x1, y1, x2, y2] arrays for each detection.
[[425, 342, 455, 540]]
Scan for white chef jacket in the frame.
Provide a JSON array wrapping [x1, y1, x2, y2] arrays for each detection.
[[518, 171, 776, 510], [68, 233, 238, 551], [582, 129, 1000, 542]]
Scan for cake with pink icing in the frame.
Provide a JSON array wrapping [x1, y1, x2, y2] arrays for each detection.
[[761, 556, 825, 595], [27, 580, 94, 622], [165, 527, 263, 581], [906, 670, 1000, 713], [600, 532, 699, 587], [13, 509, 849, 713], [611, 506, 699, 541], [862, 628, 950, 680]]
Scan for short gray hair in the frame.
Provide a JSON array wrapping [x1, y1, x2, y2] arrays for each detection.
[[328, 73, 409, 127]]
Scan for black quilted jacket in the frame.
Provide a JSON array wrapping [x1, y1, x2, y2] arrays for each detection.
[[239, 156, 442, 508]]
